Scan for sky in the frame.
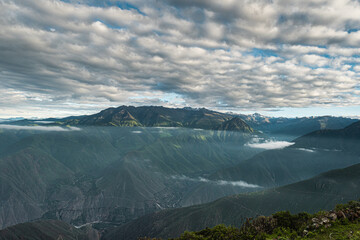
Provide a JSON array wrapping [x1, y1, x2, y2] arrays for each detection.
[[1, 0, 360, 118]]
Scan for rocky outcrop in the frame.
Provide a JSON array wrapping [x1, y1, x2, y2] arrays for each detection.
[[304, 202, 360, 235], [241, 201, 360, 238]]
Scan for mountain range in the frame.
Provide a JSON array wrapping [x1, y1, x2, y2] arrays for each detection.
[[56, 106, 253, 132], [102, 120, 360, 239], [105, 153, 360, 239], [0, 126, 262, 230], [1, 105, 360, 239], [239, 113, 358, 137], [7, 106, 357, 137], [175, 120, 360, 206]]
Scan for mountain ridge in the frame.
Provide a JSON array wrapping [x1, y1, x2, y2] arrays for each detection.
[[105, 161, 360, 239], [50, 106, 255, 133], [5, 106, 357, 136]]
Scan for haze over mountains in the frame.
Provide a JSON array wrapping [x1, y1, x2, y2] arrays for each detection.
[[0, 106, 359, 239], [0, 107, 266, 230], [2, 0, 360, 238], [110, 161, 360, 239], [104, 121, 360, 239]]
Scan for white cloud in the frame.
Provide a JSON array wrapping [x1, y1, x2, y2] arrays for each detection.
[[171, 175, 261, 188], [353, 66, 360, 72], [215, 179, 261, 188], [246, 140, 295, 150], [301, 54, 330, 67], [296, 148, 316, 153], [132, 130, 142, 134], [0, 0, 360, 117], [0, 124, 81, 131]]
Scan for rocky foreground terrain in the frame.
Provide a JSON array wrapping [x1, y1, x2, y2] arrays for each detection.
[[137, 200, 360, 240]]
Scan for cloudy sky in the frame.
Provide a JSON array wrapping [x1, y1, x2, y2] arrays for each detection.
[[1, 0, 360, 118]]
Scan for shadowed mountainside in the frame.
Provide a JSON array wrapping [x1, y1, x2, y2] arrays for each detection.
[[240, 114, 357, 137], [0, 127, 261, 229], [104, 162, 360, 239], [180, 121, 360, 206], [0, 220, 99, 240]]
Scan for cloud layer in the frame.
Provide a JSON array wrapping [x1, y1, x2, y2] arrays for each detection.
[[0, 124, 81, 131], [1, 0, 360, 117]]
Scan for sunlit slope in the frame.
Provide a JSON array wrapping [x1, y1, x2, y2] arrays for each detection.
[[61, 106, 253, 132]]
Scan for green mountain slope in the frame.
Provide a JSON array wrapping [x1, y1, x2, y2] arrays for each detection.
[[105, 162, 360, 239], [61, 106, 254, 132], [216, 117, 254, 132]]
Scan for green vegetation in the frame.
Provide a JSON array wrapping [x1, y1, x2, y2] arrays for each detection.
[[138, 201, 360, 240], [175, 225, 243, 240], [217, 117, 254, 133]]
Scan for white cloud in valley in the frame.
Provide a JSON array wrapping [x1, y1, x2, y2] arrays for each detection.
[[246, 140, 295, 149], [172, 175, 261, 188], [1, 0, 360, 117]]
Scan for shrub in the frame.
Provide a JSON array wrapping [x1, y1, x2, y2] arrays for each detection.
[[272, 211, 311, 232]]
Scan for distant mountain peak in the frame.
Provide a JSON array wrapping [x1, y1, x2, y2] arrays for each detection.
[[217, 117, 253, 132]]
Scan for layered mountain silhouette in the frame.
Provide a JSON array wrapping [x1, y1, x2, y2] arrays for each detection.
[[0, 127, 260, 229], [8, 106, 357, 137], [105, 160, 360, 239], [179, 120, 360, 206], [241, 114, 357, 137], [0, 106, 359, 239], [101, 120, 360, 239]]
